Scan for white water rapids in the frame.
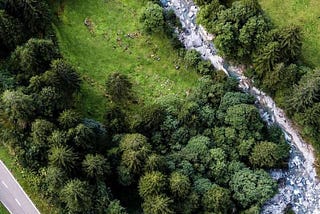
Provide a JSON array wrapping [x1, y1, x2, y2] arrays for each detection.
[[161, 0, 320, 213]]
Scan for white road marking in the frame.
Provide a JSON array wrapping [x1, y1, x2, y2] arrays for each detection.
[[1, 180, 8, 189], [15, 198, 21, 206], [0, 161, 40, 213]]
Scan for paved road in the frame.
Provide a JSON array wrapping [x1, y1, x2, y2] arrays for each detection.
[[0, 160, 40, 214]]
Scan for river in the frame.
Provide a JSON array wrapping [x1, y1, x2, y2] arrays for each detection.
[[161, 0, 320, 213]]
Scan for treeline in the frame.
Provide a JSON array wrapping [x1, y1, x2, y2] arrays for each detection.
[[0, 0, 290, 213], [0, 0, 126, 213], [197, 0, 320, 163]]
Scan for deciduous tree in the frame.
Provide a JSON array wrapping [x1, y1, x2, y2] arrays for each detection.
[[140, 2, 164, 34]]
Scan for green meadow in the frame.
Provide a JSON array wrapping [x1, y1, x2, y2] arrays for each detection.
[[259, 0, 320, 68], [53, 0, 199, 120]]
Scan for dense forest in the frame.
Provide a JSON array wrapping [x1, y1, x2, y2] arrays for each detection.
[[1, 0, 317, 213], [197, 0, 320, 167]]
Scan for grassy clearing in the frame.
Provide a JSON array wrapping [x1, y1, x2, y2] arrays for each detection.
[[259, 0, 320, 68], [0, 145, 58, 214], [53, 0, 199, 121]]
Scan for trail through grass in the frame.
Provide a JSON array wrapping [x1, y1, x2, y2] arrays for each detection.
[[259, 0, 320, 68], [54, 0, 199, 120]]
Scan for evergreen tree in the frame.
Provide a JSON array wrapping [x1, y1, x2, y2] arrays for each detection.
[[48, 145, 77, 171], [0, 10, 24, 53], [139, 171, 166, 198], [10, 39, 59, 84], [202, 185, 231, 213], [106, 72, 133, 103], [4, 0, 51, 36], [142, 195, 174, 214], [60, 179, 92, 213], [82, 154, 110, 179], [169, 172, 190, 199]]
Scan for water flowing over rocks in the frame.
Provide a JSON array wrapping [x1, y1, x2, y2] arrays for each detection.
[[161, 0, 320, 213]]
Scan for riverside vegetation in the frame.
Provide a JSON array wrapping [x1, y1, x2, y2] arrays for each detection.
[[197, 0, 320, 170], [0, 0, 317, 213]]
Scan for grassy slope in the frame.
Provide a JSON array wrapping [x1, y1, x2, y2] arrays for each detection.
[[259, 0, 320, 68], [54, 0, 199, 121], [0, 145, 58, 214], [0, 203, 9, 214]]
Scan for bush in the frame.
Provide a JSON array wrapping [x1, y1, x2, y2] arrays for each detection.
[[184, 49, 201, 68], [140, 2, 164, 34]]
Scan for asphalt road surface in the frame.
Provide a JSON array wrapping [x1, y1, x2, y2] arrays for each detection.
[[0, 160, 40, 214]]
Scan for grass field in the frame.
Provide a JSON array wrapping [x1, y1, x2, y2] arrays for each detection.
[[0, 203, 9, 214], [259, 0, 320, 68], [0, 145, 58, 214], [53, 0, 199, 121]]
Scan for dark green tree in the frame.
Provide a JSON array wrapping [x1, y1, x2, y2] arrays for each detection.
[[60, 179, 92, 213], [214, 23, 237, 59], [36, 86, 64, 117], [106, 72, 133, 103], [140, 2, 164, 34], [104, 105, 128, 134], [118, 134, 151, 185], [68, 123, 95, 151], [208, 148, 227, 183], [48, 145, 77, 171], [1, 89, 35, 129], [31, 119, 55, 146], [278, 25, 302, 62], [182, 135, 211, 165], [10, 39, 59, 82], [138, 171, 166, 198], [230, 169, 277, 208], [144, 154, 166, 172], [41, 166, 67, 197], [193, 178, 213, 195], [196, 0, 223, 31], [48, 130, 68, 146], [58, 109, 81, 129], [169, 172, 190, 199], [202, 185, 231, 214], [219, 92, 255, 112], [249, 141, 287, 168], [238, 15, 270, 61], [253, 42, 280, 77], [290, 69, 320, 111], [82, 154, 110, 179], [0, 10, 24, 53], [49, 59, 81, 96], [142, 195, 174, 214], [4, 0, 51, 36], [225, 104, 264, 133], [184, 49, 201, 68], [107, 200, 128, 214]]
